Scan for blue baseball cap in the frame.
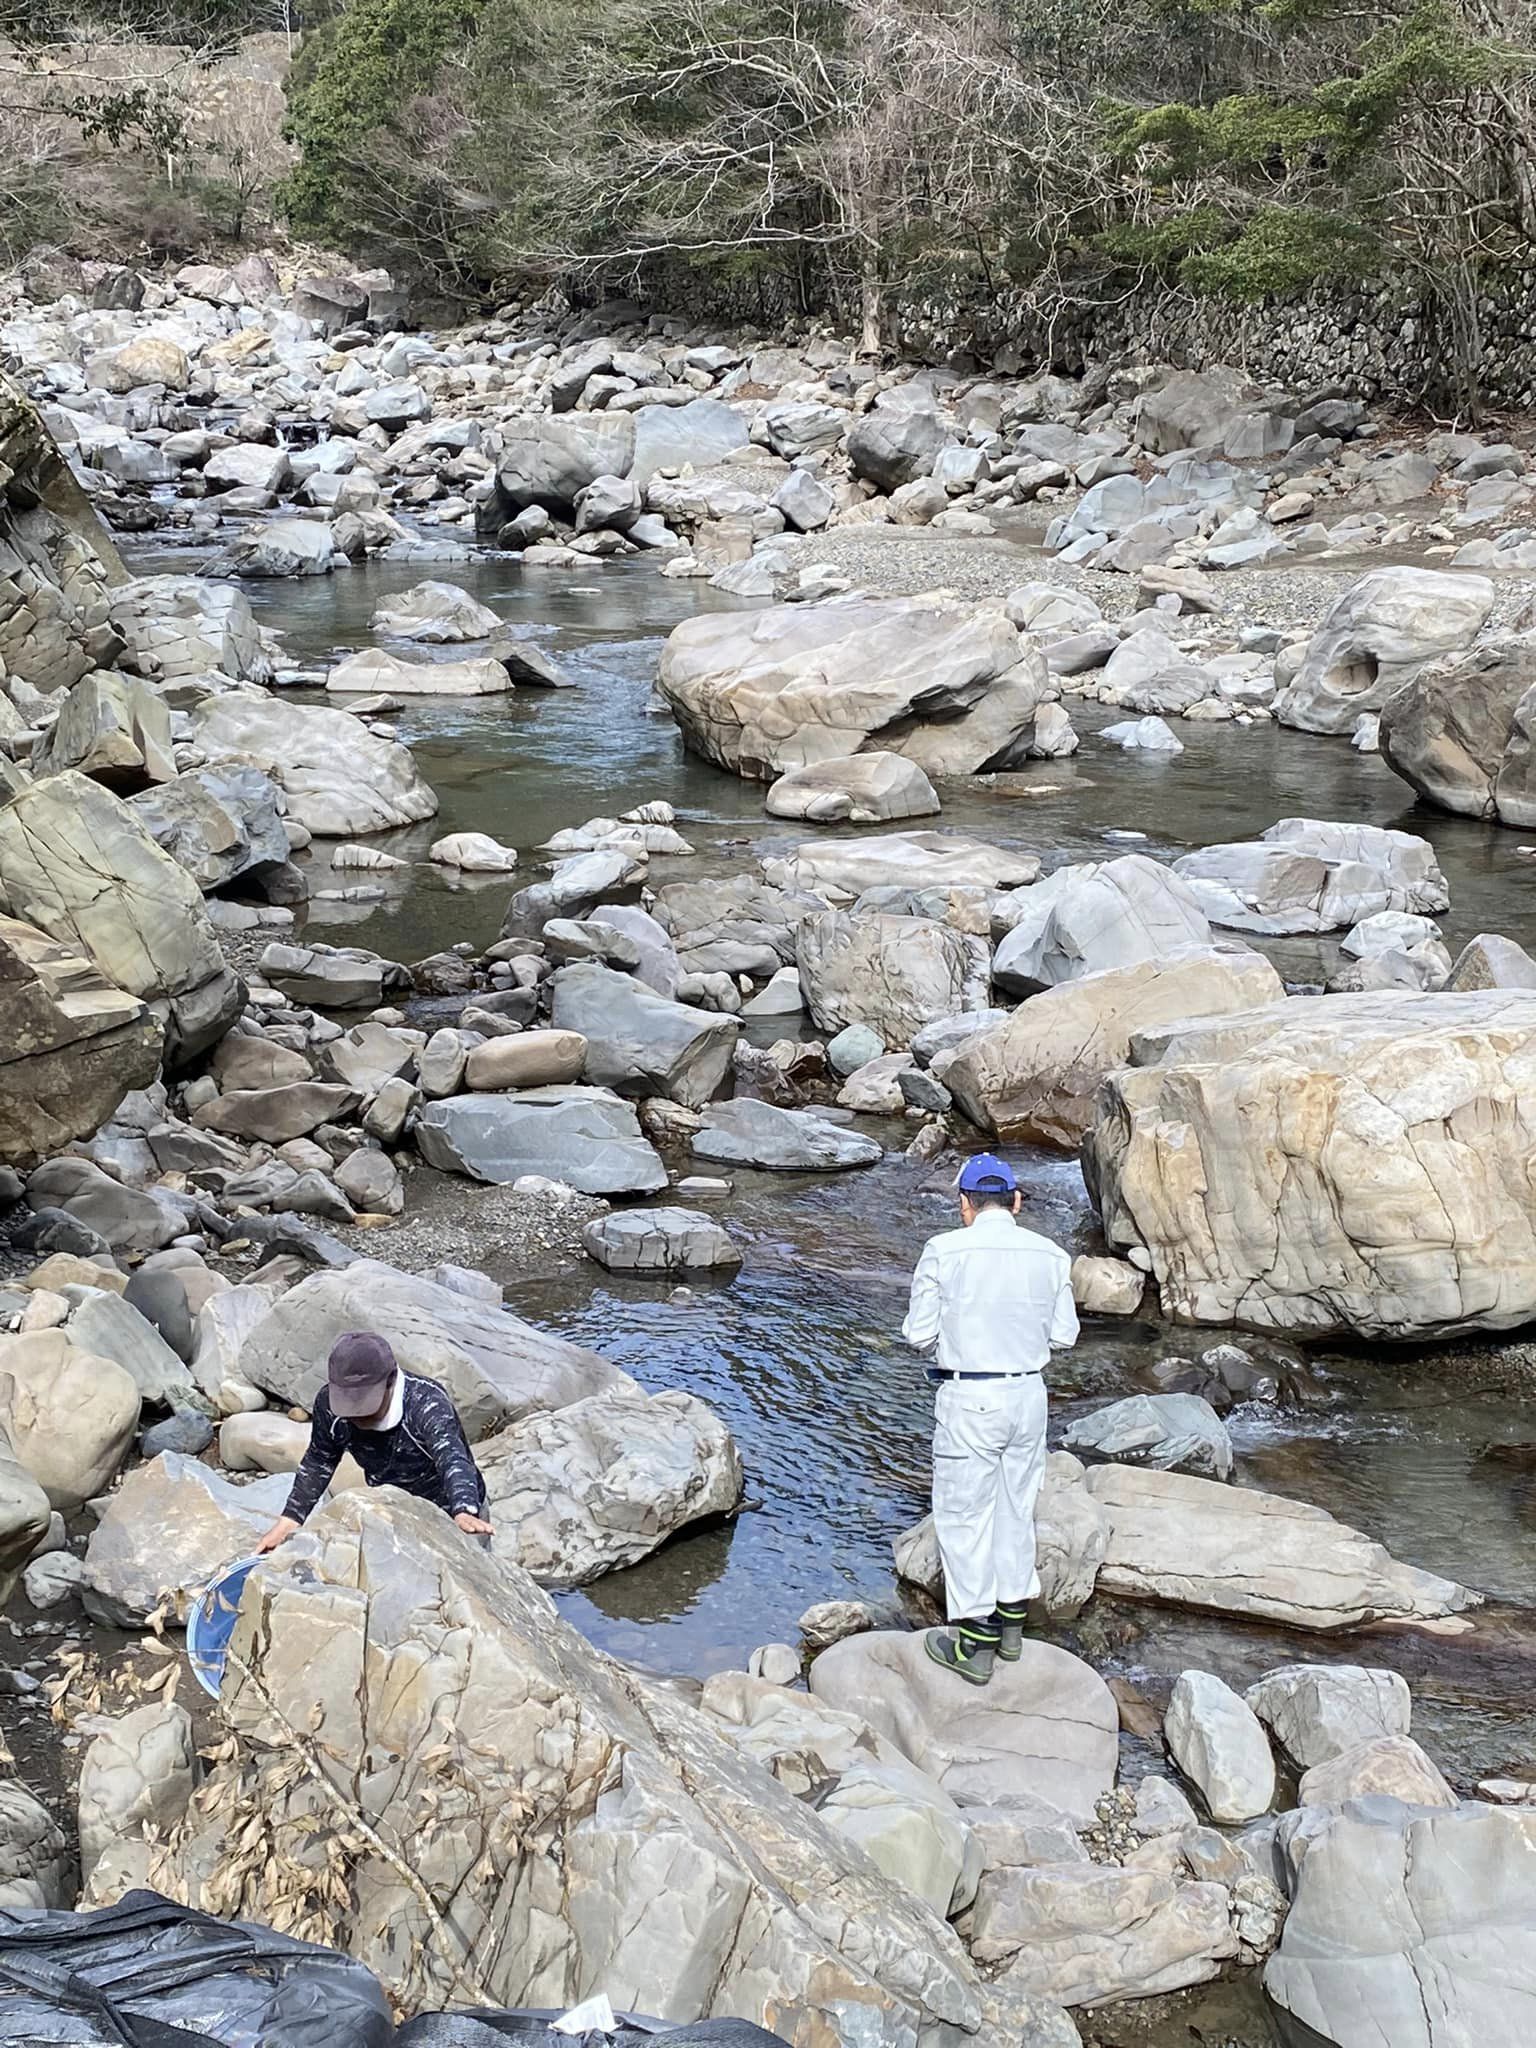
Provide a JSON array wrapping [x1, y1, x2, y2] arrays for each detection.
[[957, 1153, 1018, 1195]]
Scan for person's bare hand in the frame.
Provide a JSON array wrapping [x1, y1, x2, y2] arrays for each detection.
[[254, 1516, 299, 1554], [454, 1511, 493, 1536]]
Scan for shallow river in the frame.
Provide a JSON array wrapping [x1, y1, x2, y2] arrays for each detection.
[[143, 538, 1536, 1802]]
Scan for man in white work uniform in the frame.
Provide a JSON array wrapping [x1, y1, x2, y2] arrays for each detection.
[[902, 1153, 1079, 1684]]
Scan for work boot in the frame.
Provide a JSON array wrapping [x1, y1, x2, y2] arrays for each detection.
[[924, 1622, 999, 1686], [991, 1600, 1030, 1663]]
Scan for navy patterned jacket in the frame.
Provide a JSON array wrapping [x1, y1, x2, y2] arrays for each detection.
[[283, 1372, 488, 1523]]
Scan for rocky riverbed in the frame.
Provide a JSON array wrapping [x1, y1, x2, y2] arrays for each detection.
[[3, 253, 1536, 2044]]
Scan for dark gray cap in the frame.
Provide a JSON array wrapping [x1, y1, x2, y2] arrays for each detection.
[[327, 1331, 397, 1418]]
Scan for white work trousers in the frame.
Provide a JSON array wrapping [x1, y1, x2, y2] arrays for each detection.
[[932, 1374, 1049, 1623]]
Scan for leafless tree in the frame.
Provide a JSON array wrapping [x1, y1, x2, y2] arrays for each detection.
[[509, 0, 1118, 350]]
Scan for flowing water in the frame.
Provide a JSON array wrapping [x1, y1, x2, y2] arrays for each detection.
[[142, 539, 1536, 1797]]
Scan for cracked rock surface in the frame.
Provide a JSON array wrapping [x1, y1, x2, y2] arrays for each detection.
[[142, 1489, 1072, 2048], [1086, 988, 1536, 1338]]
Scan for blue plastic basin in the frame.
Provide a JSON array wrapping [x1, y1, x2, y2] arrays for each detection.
[[186, 1556, 261, 1698]]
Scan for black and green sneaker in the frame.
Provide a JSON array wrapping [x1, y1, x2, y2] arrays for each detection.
[[924, 1623, 999, 1686], [992, 1601, 1030, 1663]]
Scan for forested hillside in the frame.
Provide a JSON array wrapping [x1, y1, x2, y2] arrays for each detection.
[[9, 0, 1536, 401]]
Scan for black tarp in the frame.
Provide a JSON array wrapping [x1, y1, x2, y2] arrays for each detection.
[[0, 1896, 789, 2048], [0, 1893, 393, 2048]]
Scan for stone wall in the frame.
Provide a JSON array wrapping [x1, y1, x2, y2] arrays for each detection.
[[617, 258, 1536, 413], [888, 271, 1536, 414]]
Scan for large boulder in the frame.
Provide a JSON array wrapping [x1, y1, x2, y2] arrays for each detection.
[[796, 910, 974, 1049], [479, 1383, 743, 1584], [1173, 818, 1449, 934], [815, 1760, 974, 1919], [203, 442, 291, 494], [501, 848, 647, 939], [652, 874, 822, 978], [947, 949, 1283, 1146], [327, 649, 514, 696], [192, 694, 437, 836], [416, 1088, 669, 1195], [1080, 1464, 1476, 1629], [1264, 1800, 1536, 2045], [1061, 1392, 1233, 1482], [218, 517, 336, 578], [191, 1080, 358, 1144], [766, 753, 941, 824], [692, 1097, 882, 1171], [1134, 366, 1264, 454], [1298, 1734, 1454, 1809], [90, 334, 189, 393], [464, 1029, 587, 1091], [30, 670, 174, 789], [992, 856, 1212, 994], [25, 1156, 185, 1252], [130, 763, 293, 895], [66, 1289, 199, 1407], [142, 1489, 1073, 2048], [549, 961, 738, 1109], [632, 398, 751, 482], [482, 413, 636, 522], [1244, 1663, 1412, 1768], [1085, 989, 1536, 1338], [766, 831, 1037, 898], [1275, 567, 1496, 734], [1164, 1671, 1275, 1823], [848, 392, 950, 491], [371, 580, 502, 642], [969, 1862, 1237, 2007], [657, 598, 1048, 780], [0, 1329, 140, 1510], [82, 1454, 290, 1626], [107, 574, 270, 683], [257, 940, 405, 1009], [235, 1258, 625, 1437], [0, 772, 242, 1062], [1379, 631, 1536, 826], [0, 915, 162, 1171], [809, 1629, 1118, 1824], [582, 1207, 741, 1274]]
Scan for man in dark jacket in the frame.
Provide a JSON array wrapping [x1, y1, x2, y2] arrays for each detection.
[[254, 1331, 492, 1552]]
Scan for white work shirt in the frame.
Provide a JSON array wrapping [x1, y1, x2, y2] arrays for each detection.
[[902, 1209, 1079, 1373]]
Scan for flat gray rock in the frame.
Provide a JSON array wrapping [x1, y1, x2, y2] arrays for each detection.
[[83, 1454, 289, 1626], [582, 1207, 741, 1275], [235, 1257, 626, 1435], [692, 1097, 881, 1172], [416, 1088, 668, 1196], [810, 1628, 1118, 1825]]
